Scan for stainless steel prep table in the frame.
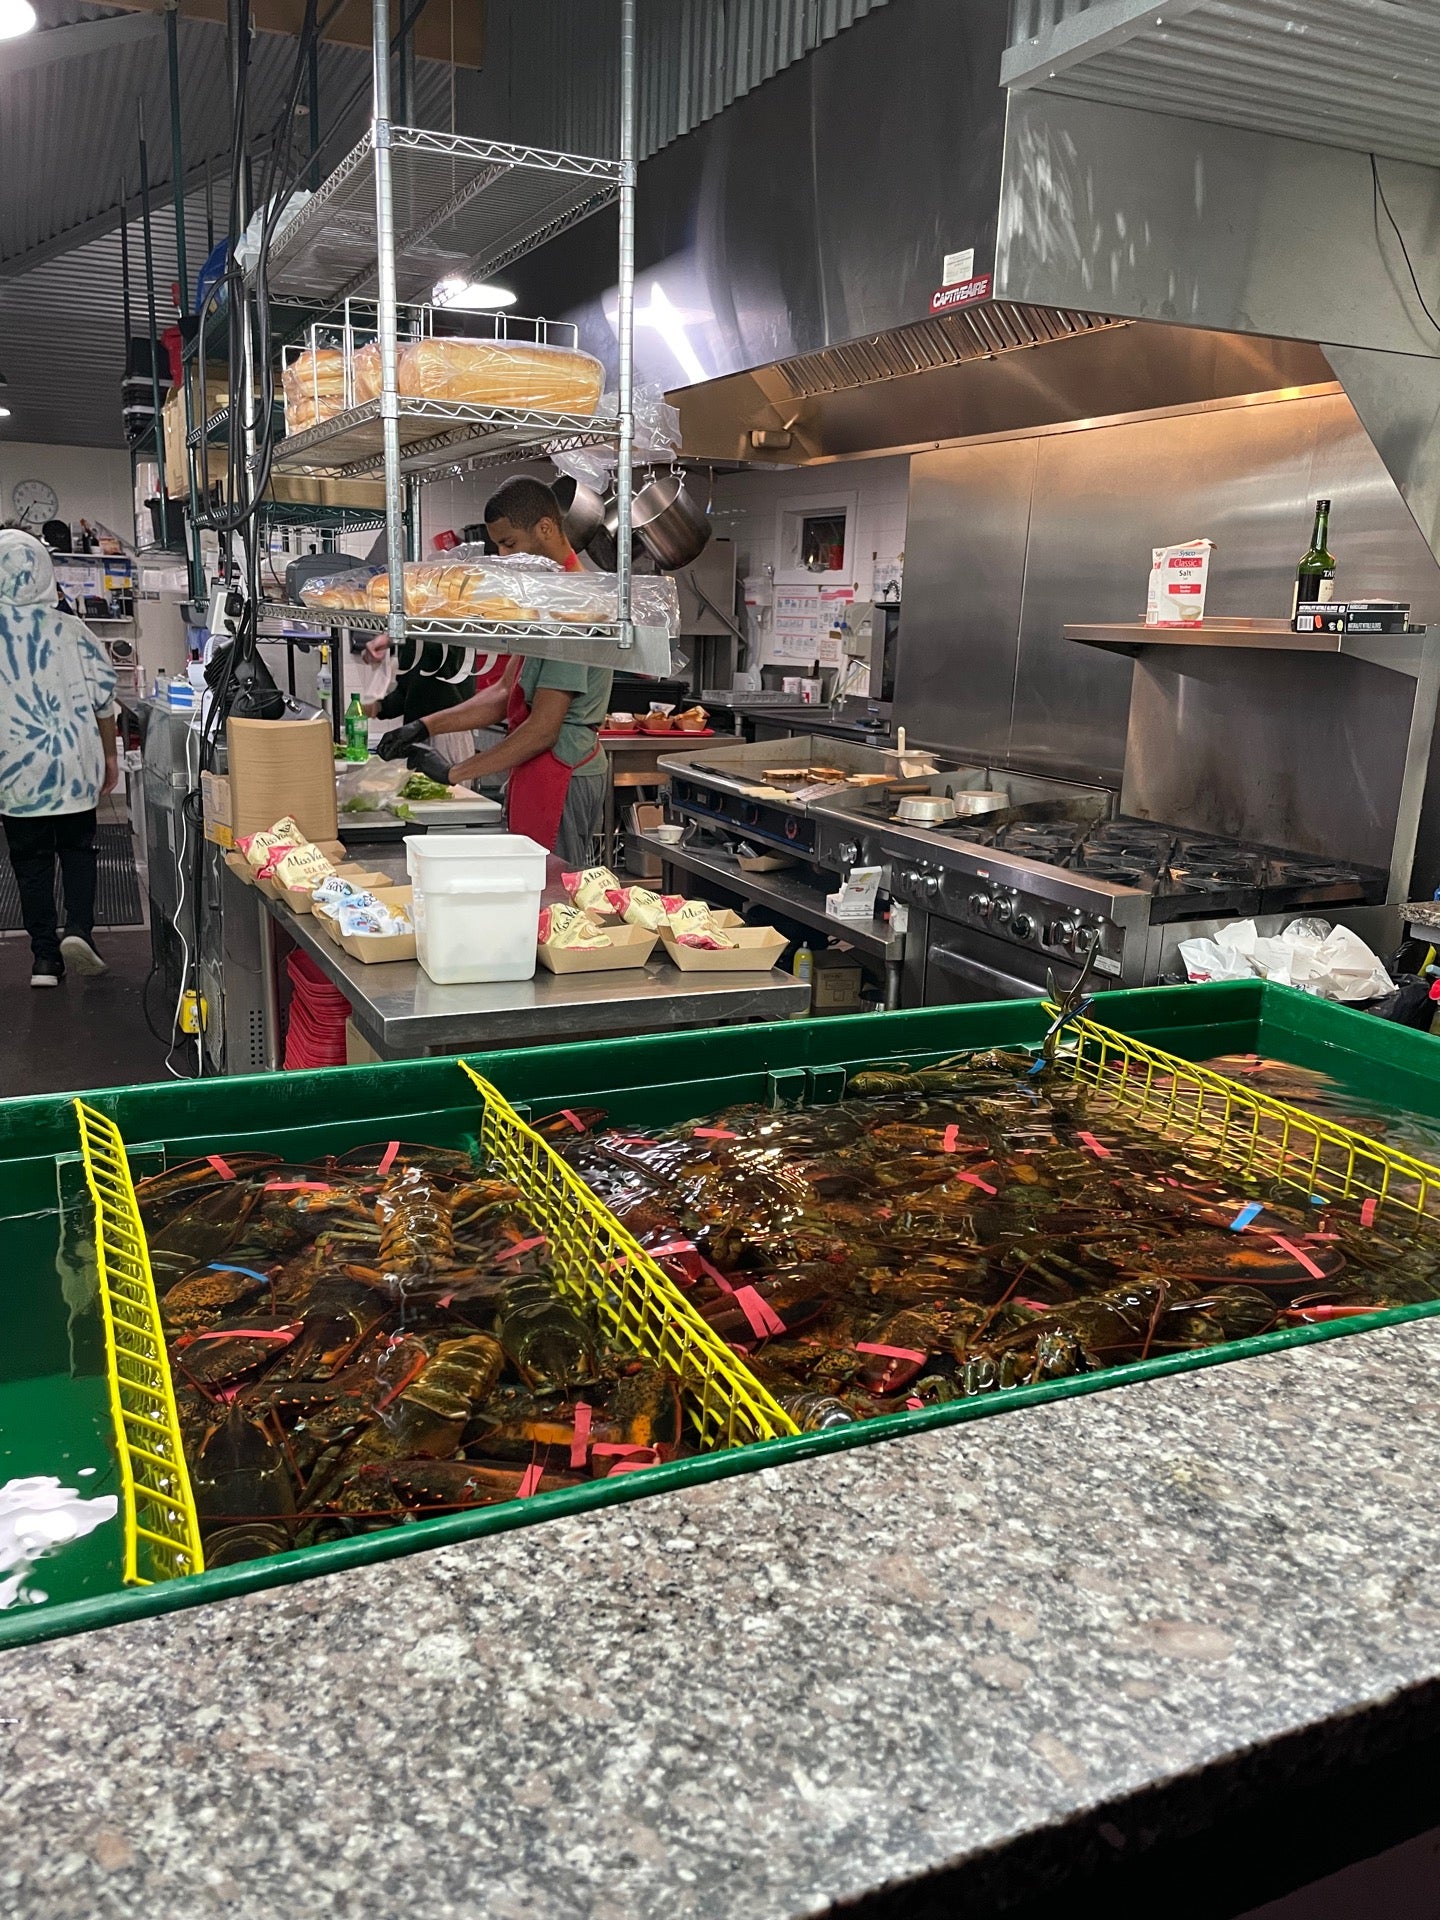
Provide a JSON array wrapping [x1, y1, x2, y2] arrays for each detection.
[[631, 830, 905, 1008], [252, 850, 810, 1059]]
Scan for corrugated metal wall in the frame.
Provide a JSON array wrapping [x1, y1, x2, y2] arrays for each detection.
[[459, 0, 893, 160]]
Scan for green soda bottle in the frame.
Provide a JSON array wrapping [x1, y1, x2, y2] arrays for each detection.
[[344, 693, 368, 762]]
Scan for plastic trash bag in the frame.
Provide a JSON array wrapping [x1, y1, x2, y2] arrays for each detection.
[[1178, 918, 1394, 1002]]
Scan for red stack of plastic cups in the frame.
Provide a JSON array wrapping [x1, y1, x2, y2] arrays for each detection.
[[283, 949, 351, 1068]]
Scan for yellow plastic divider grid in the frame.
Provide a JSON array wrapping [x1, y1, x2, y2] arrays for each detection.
[[73, 1100, 204, 1585], [1057, 1014, 1440, 1221], [458, 1064, 799, 1447]]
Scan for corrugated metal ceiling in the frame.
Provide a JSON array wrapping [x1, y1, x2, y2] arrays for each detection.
[[3, 0, 891, 451], [1004, 0, 1440, 169], [0, 0, 449, 449]]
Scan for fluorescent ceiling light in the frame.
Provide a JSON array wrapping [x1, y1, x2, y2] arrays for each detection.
[[432, 276, 517, 311], [0, 1, 38, 39]]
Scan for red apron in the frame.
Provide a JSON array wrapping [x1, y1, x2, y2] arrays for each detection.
[[504, 674, 600, 851]]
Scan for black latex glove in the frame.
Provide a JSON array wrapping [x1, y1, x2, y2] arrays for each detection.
[[376, 718, 428, 762], [407, 746, 454, 784]]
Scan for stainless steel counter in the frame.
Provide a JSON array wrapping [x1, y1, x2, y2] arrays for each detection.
[[632, 831, 905, 1008], [257, 852, 810, 1058]]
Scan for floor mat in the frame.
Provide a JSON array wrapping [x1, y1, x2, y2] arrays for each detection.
[[0, 824, 145, 931]]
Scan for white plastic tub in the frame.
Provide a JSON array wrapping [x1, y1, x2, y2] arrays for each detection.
[[405, 832, 547, 983]]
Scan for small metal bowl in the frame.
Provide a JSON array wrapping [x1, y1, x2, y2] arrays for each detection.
[[896, 794, 958, 824]]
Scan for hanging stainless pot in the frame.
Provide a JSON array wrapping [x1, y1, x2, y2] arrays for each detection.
[[632, 470, 712, 570], [586, 490, 644, 572], [552, 474, 605, 552]]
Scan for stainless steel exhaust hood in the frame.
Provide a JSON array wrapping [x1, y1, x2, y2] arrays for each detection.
[[508, 0, 1440, 562]]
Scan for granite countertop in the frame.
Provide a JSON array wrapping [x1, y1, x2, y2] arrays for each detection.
[[4, 1320, 1440, 1918]]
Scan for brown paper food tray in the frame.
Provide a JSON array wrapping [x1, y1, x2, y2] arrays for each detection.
[[338, 887, 417, 964], [278, 865, 390, 913], [537, 925, 659, 973], [660, 925, 790, 971], [315, 882, 409, 946]]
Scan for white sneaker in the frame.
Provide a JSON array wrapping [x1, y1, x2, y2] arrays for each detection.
[[30, 967, 61, 989], [60, 934, 107, 977]]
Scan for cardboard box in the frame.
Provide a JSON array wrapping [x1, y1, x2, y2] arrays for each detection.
[[226, 714, 339, 844], [344, 1017, 383, 1065], [660, 924, 789, 972], [810, 949, 864, 1015], [201, 771, 233, 848], [224, 850, 254, 887], [537, 924, 659, 973], [339, 886, 417, 964]]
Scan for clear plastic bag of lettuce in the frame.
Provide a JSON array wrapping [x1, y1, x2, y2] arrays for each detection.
[[336, 758, 411, 814]]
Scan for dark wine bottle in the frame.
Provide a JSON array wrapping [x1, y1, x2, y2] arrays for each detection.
[[1293, 498, 1336, 616]]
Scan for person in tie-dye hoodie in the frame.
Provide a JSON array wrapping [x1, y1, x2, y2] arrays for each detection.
[[0, 530, 118, 987]]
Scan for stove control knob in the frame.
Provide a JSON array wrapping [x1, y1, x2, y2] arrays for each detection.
[[837, 840, 860, 869], [1045, 917, 1077, 947], [969, 891, 993, 919], [1069, 921, 1098, 955], [1012, 912, 1035, 941], [900, 868, 923, 893], [991, 893, 1014, 926]]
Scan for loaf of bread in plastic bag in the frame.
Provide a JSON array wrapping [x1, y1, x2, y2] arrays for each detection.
[[282, 349, 349, 434], [303, 555, 679, 633], [394, 338, 604, 415]]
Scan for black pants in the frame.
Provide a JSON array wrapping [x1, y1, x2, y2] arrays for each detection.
[[1, 810, 97, 963]]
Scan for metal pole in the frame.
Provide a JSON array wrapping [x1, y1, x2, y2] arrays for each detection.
[[307, 29, 320, 189], [373, 0, 406, 659], [166, 0, 206, 602], [165, 6, 188, 313], [615, 0, 636, 650], [138, 106, 171, 540], [397, 2, 414, 124]]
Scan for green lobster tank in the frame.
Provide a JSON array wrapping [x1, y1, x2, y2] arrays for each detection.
[[3, 978, 1439, 1650]]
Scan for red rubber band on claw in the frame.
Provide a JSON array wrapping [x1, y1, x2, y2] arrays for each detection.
[[496, 1235, 547, 1262], [264, 1181, 332, 1192], [206, 1155, 236, 1181], [731, 1285, 785, 1338], [1077, 1131, 1111, 1158], [1361, 1197, 1378, 1227], [942, 1125, 960, 1153], [693, 1127, 738, 1141], [1271, 1234, 1326, 1280], [516, 1463, 544, 1498], [855, 1341, 928, 1363], [558, 1109, 587, 1133], [570, 1402, 593, 1469], [377, 1140, 399, 1175], [954, 1170, 997, 1195]]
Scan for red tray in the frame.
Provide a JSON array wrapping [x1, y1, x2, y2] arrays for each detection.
[[601, 727, 716, 739]]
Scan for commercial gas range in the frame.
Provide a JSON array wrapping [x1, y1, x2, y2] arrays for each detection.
[[867, 805, 1386, 1002], [659, 736, 1387, 1002]]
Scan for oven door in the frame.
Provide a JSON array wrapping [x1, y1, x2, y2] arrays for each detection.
[[920, 917, 1083, 1005]]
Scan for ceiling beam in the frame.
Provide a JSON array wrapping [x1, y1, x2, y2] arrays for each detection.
[[1001, 0, 1207, 90], [105, 0, 484, 69], [0, 10, 165, 72]]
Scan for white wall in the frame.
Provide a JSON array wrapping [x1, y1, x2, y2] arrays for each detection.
[[709, 454, 910, 598], [0, 441, 136, 545]]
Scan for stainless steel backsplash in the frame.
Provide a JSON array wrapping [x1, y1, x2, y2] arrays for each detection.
[[894, 388, 1440, 794]]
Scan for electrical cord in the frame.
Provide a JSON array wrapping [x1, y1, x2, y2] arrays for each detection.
[[1370, 152, 1440, 339]]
